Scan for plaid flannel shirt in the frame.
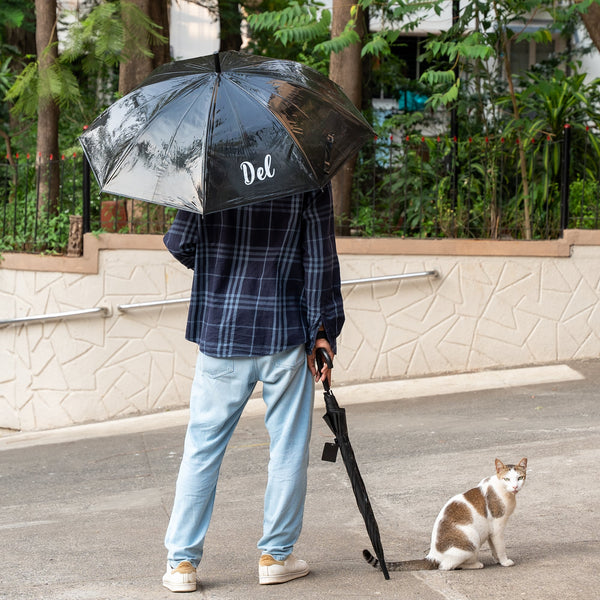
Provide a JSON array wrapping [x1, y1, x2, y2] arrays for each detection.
[[163, 187, 345, 357]]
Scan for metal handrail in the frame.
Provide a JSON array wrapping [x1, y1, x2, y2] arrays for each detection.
[[341, 270, 438, 286], [1, 271, 439, 325], [0, 306, 111, 328], [117, 298, 190, 312], [116, 270, 439, 313]]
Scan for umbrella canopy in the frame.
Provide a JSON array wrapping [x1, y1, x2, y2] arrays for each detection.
[[79, 51, 374, 214], [317, 350, 390, 580]]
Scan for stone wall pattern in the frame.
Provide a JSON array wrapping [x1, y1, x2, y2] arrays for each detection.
[[1, 237, 600, 432]]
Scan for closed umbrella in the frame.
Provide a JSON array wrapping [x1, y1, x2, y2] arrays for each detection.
[[317, 350, 390, 580]]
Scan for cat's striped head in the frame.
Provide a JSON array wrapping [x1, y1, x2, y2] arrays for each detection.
[[495, 458, 527, 494]]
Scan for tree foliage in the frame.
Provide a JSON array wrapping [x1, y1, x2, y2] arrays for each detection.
[[249, 1, 332, 47], [248, 0, 437, 60], [5, 1, 167, 136]]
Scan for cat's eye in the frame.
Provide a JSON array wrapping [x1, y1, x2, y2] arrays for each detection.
[[518, 476, 524, 480]]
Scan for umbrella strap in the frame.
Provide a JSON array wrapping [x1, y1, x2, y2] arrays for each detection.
[[322, 441, 338, 462], [323, 389, 339, 411]]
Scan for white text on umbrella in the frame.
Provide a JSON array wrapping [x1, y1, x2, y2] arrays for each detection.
[[240, 155, 275, 186]]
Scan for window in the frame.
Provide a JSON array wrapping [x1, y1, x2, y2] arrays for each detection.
[[509, 35, 565, 76]]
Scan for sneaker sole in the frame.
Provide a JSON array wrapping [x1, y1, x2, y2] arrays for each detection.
[[162, 580, 197, 592], [259, 567, 309, 585]]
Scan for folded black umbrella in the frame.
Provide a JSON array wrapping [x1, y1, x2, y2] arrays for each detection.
[[317, 350, 390, 580]]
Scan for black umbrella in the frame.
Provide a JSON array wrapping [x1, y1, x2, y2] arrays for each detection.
[[317, 350, 390, 580], [79, 51, 374, 214]]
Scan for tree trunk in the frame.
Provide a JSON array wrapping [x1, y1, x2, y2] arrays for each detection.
[[119, 0, 171, 231], [329, 0, 365, 235], [118, 0, 170, 95], [218, 0, 243, 51], [148, 1, 171, 66], [581, 2, 600, 52], [35, 0, 60, 214], [6, 7, 36, 154]]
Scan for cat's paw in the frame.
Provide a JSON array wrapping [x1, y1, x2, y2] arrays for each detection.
[[462, 561, 484, 570], [500, 559, 514, 567]]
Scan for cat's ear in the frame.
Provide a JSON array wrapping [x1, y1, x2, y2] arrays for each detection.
[[495, 458, 505, 473], [518, 458, 527, 470]]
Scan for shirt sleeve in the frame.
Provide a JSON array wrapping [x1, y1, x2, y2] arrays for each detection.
[[302, 186, 345, 354], [163, 209, 200, 270]]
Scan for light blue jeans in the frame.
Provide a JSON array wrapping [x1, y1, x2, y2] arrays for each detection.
[[165, 345, 314, 567]]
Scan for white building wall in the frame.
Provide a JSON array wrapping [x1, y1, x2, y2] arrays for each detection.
[[170, 0, 220, 59]]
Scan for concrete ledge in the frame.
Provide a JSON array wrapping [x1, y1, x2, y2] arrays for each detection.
[[0, 233, 166, 274], [336, 228, 600, 256], [5, 229, 600, 274], [336, 236, 572, 257]]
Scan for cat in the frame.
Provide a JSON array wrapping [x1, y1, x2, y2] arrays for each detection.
[[364, 458, 528, 572]]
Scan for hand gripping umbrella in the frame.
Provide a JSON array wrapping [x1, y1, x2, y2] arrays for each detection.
[[79, 51, 374, 214], [316, 350, 390, 580]]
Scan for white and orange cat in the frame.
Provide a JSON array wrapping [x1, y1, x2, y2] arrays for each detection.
[[364, 458, 528, 571]]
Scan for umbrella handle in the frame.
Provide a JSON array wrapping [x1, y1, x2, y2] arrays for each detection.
[[316, 348, 333, 392]]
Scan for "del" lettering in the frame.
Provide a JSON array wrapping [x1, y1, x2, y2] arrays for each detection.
[[240, 154, 275, 185]]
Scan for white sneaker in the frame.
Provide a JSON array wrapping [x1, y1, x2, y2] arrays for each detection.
[[258, 553, 309, 584], [162, 560, 197, 592]]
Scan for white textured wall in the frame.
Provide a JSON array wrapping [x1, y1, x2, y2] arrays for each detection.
[[1, 233, 600, 432], [0, 246, 197, 431], [339, 247, 600, 380]]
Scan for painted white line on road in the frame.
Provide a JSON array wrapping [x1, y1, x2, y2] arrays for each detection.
[[0, 364, 584, 451]]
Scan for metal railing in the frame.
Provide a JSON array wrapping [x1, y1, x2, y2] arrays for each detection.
[[353, 125, 600, 239], [0, 306, 111, 328], [117, 297, 191, 312], [116, 270, 440, 312], [0, 271, 439, 326], [4, 123, 600, 256], [340, 270, 438, 286]]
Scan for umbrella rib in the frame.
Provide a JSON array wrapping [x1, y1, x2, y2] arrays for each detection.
[[150, 79, 214, 204], [98, 79, 212, 209], [226, 76, 321, 183], [235, 63, 369, 130], [98, 79, 205, 191], [201, 76, 223, 210]]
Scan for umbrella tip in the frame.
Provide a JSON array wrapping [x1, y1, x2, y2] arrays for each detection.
[[213, 52, 221, 74]]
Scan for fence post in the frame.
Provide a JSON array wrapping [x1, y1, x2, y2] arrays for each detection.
[[449, 0, 460, 218], [82, 152, 91, 233], [560, 124, 571, 236]]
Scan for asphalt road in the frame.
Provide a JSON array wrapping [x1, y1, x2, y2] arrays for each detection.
[[1, 359, 599, 599]]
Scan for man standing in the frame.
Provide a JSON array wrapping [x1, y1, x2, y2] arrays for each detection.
[[162, 186, 344, 592]]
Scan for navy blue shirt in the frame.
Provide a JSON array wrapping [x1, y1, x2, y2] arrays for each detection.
[[163, 187, 345, 357]]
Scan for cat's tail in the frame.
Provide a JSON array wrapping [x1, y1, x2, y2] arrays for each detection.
[[362, 549, 438, 572]]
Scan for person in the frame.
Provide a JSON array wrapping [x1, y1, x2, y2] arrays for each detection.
[[161, 185, 344, 592]]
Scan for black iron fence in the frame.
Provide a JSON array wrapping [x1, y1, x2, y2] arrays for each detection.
[[1, 152, 85, 254], [351, 124, 600, 239], [1, 125, 600, 255], [0, 153, 178, 255]]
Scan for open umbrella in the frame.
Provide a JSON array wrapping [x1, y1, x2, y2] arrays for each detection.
[[79, 51, 374, 214], [317, 350, 390, 580]]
